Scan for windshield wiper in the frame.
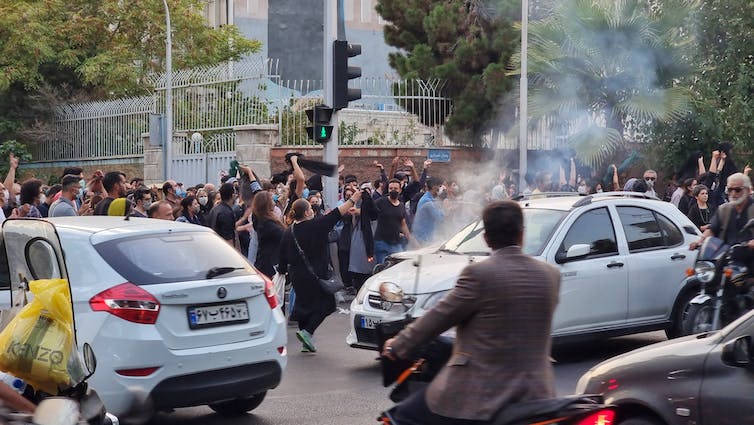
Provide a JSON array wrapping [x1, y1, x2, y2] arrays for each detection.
[[206, 266, 245, 279], [461, 251, 490, 256], [438, 248, 460, 255]]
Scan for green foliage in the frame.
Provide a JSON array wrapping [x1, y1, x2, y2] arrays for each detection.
[[650, 0, 754, 173], [376, 0, 521, 145], [0, 140, 33, 177], [516, 0, 697, 167], [0, 0, 261, 144]]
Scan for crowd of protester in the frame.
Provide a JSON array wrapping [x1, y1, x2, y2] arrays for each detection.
[[0, 144, 746, 352]]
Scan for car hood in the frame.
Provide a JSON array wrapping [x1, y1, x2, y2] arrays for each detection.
[[586, 332, 720, 382], [364, 252, 487, 294], [387, 245, 442, 260]]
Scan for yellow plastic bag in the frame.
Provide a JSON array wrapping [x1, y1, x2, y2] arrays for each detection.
[[0, 279, 84, 393]]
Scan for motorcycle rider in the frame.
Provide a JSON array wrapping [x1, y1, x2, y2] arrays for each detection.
[[382, 200, 561, 425], [690, 172, 754, 250]]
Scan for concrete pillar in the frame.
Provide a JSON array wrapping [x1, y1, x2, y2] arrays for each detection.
[[234, 124, 279, 179], [142, 133, 164, 186]]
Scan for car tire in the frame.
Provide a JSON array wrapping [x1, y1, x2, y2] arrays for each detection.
[[666, 289, 698, 339], [682, 300, 717, 335], [619, 416, 663, 425], [209, 392, 267, 416]]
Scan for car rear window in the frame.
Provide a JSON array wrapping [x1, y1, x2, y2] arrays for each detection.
[[93, 232, 256, 284]]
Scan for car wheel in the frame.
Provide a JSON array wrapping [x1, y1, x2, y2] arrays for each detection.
[[619, 416, 663, 425], [209, 392, 266, 416], [665, 289, 698, 339], [682, 300, 717, 335]]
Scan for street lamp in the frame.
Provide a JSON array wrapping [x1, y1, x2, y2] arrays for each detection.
[[519, 0, 528, 193], [162, 0, 173, 181]]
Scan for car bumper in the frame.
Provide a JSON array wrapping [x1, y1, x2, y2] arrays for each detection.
[[347, 293, 414, 351], [90, 308, 288, 416]]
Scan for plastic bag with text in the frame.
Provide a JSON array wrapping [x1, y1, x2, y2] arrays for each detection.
[[0, 279, 85, 393]]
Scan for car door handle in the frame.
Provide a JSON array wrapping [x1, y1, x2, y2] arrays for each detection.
[[671, 253, 686, 260], [607, 261, 624, 269]]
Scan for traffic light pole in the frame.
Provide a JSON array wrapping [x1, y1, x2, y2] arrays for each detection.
[[323, 0, 339, 207]]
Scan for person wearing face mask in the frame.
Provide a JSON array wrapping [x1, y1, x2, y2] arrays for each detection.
[[50, 175, 92, 217], [642, 169, 658, 198], [207, 183, 238, 247], [38, 184, 61, 218], [372, 179, 415, 264], [175, 196, 202, 225], [13, 179, 44, 218], [195, 188, 211, 225], [307, 191, 324, 218], [128, 188, 152, 218], [278, 191, 363, 353]]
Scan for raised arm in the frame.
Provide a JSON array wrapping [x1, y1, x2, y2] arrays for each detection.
[[405, 158, 420, 183], [290, 155, 305, 198], [569, 158, 577, 188], [611, 164, 619, 191], [4, 153, 17, 200]]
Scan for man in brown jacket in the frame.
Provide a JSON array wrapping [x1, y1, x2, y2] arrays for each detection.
[[383, 200, 561, 424]]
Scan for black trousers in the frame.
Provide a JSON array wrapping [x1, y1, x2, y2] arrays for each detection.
[[389, 387, 485, 425], [297, 308, 330, 336]]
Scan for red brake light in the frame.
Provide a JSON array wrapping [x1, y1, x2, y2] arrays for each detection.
[[89, 283, 160, 324], [575, 409, 615, 425], [116, 367, 160, 377], [255, 269, 279, 309]]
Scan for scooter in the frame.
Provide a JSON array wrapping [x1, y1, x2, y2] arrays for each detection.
[[377, 337, 615, 425]]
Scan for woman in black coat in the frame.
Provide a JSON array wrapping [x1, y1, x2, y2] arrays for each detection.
[[251, 191, 285, 278], [687, 185, 716, 231], [278, 192, 362, 353]]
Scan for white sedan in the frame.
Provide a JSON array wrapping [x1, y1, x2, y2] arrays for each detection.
[[348, 192, 702, 350], [0, 217, 287, 418]]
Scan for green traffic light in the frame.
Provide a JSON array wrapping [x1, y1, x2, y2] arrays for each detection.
[[320, 126, 327, 138]]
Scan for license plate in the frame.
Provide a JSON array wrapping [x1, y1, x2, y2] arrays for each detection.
[[188, 302, 250, 329], [360, 316, 380, 329]]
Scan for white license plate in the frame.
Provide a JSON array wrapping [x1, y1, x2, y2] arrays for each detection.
[[360, 316, 380, 329], [188, 302, 250, 329]]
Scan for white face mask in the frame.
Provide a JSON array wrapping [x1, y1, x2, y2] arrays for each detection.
[[14, 195, 20, 204], [1, 190, 7, 201], [143, 201, 152, 210], [198, 196, 208, 206], [39, 194, 46, 204]]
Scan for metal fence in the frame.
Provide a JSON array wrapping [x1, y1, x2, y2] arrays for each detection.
[[279, 78, 454, 147]]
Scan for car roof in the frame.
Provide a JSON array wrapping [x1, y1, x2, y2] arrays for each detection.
[[519, 191, 664, 211], [43, 216, 212, 244]]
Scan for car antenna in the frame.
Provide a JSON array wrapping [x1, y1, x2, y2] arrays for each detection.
[[407, 254, 422, 320]]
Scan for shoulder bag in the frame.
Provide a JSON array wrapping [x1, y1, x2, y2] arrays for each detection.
[[291, 224, 344, 295]]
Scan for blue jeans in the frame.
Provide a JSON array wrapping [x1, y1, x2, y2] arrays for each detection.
[[375, 240, 404, 265]]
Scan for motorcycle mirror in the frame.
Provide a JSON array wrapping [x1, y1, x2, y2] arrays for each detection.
[[82, 343, 97, 375], [741, 218, 754, 233]]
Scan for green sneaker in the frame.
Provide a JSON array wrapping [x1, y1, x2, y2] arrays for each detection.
[[296, 330, 317, 352]]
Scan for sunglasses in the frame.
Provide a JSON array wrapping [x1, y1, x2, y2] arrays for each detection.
[[728, 186, 745, 194], [644, 177, 656, 182]]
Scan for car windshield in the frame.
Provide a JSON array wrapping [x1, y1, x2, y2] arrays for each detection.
[[440, 209, 566, 256], [93, 232, 256, 284]]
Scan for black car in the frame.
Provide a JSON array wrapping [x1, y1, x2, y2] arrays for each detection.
[[575, 310, 754, 425]]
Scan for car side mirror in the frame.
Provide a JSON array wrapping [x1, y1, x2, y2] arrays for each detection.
[[722, 336, 752, 368], [555, 244, 591, 264]]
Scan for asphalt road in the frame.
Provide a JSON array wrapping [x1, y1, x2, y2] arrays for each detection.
[[147, 308, 667, 425]]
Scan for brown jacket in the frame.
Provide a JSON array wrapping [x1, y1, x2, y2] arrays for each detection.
[[391, 246, 561, 421]]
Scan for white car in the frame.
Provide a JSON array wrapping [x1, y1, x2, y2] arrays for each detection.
[[0, 217, 287, 418], [348, 192, 702, 350]]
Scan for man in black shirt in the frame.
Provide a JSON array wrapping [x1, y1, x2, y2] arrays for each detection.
[[373, 179, 414, 264], [93, 171, 129, 216], [208, 183, 237, 246]]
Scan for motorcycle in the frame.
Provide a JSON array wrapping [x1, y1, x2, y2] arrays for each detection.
[[684, 232, 754, 335], [377, 337, 615, 425]]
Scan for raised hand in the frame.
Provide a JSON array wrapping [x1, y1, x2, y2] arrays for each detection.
[[373, 160, 384, 169], [423, 159, 432, 168], [403, 158, 415, 168], [8, 153, 18, 169]]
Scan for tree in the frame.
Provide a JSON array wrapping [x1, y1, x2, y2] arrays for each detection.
[[513, 0, 698, 166], [651, 0, 754, 174], [0, 0, 261, 143], [376, 0, 521, 144]]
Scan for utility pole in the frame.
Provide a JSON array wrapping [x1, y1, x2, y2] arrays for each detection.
[[519, 0, 528, 193], [162, 0, 173, 181], [322, 0, 339, 207]]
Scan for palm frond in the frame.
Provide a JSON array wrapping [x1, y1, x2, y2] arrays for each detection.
[[568, 125, 625, 168]]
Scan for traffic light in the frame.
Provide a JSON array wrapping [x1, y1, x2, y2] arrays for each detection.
[[332, 40, 362, 110], [305, 104, 334, 143]]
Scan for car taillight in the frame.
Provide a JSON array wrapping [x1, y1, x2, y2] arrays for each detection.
[[89, 283, 160, 324], [575, 409, 615, 425], [255, 269, 279, 309], [116, 367, 160, 377]]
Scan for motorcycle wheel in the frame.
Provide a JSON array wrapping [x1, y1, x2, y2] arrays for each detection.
[[682, 300, 717, 335], [666, 289, 698, 338], [209, 392, 266, 416]]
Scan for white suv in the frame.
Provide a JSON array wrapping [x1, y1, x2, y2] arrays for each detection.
[[347, 192, 702, 350], [0, 217, 287, 418]]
